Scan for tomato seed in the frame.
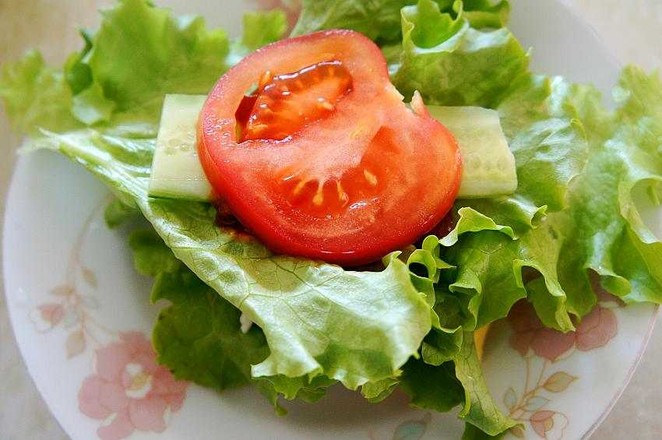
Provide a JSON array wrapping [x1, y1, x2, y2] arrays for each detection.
[[239, 60, 353, 141]]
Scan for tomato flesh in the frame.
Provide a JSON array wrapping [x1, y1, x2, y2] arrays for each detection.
[[198, 30, 462, 266], [240, 60, 353, 142]]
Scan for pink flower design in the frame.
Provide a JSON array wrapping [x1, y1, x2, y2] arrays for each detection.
[[508, 298, 619, 362], [30, 303, 66, 331], [575, 306, 617, 350], [530, 410, 569, 440], [508, 302, 575, 361], [78, 332, 188, 440], [505, 283, 622, 437]]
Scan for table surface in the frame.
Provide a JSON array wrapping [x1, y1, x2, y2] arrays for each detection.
[[1, 1, 661, 439]]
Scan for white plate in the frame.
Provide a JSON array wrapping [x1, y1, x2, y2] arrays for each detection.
[[2, 1, 659, 439]]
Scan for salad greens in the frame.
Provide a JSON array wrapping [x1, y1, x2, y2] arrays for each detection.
[[2, 0, 662, 437]]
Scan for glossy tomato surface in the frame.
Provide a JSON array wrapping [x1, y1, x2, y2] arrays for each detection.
[[198, 29, 462, 265]]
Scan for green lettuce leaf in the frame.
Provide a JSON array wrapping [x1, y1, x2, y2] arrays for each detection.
[[291, 0, 416, 44], [400, 358, 465, 412], [392, 0, 529, 107], [401, 332, 517, 436], [228, 9, 289, 64], [560, 67, 662, 305], [440, 69, 662, 331], [462, 0, 510, 29], [129, 227, 335, 410], [437, 76, 593, 330], [291, 0, 510, 45], [401, 0, 465, 49], [83, 0, 230, 116], [0, 51, 82, 134], [454, 333, 518, 436], [144, 198, 432, 390], [12, 0, 286, 131], [149, 253, 269, 391], [104, 197, 142, 228], [129, 227, 269, 390], [241, 10, 288, 51]]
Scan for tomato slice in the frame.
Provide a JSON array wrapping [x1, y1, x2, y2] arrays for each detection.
[[198, 29, 462, 266]]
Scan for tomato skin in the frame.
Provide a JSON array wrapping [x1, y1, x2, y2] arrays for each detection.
[[198, 30, 462, 266]]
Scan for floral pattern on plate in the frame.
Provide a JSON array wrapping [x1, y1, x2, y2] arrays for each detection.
[[503, 291, 624, 439], [78, 332, 188, 440], [28, 198, 189, 440], [3, 1, 660, 439]]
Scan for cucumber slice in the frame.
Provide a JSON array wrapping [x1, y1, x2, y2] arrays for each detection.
[[148, 96, 517, 202], [427, 105, 517, 198], [148, 94, 213, 201]]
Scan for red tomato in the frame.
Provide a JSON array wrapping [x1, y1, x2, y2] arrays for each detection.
[[198, 29, 462, 266]]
